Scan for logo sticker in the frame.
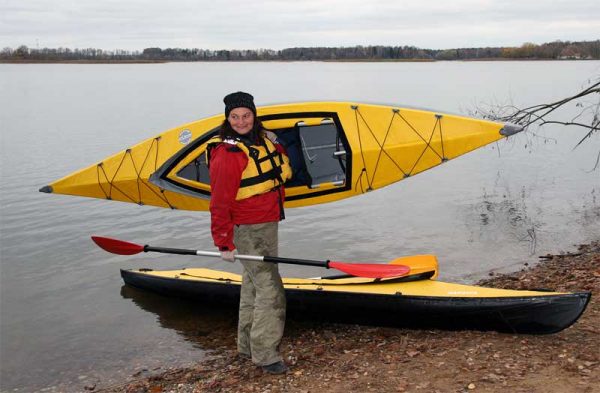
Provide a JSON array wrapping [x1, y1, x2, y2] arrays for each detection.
[[178, 129, 192, 145]]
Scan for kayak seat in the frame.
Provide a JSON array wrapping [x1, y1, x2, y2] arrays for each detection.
[[276, 126, 313, 187], [277, 121, 346, 188], [176, 151, 211, 185]]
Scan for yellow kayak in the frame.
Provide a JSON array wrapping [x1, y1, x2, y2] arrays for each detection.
[[121, 258, 589, 335], [40, 102, 521, 210]]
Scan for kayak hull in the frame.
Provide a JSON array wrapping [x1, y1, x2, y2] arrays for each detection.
[[120, 268, 590, 335]]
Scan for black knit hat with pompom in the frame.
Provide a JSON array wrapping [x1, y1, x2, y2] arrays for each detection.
[[223, 91, 256, 117]]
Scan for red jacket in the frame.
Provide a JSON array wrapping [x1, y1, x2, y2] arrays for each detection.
[[209, 142, 286, 251]]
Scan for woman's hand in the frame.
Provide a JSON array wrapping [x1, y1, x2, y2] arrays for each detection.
[[221, 250, 237, 263]]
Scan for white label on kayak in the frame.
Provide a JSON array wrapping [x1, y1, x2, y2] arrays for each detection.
[[179, 129, 192, 145]]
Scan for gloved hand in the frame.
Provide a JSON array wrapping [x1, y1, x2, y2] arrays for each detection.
[[221, 249, 237, 263]]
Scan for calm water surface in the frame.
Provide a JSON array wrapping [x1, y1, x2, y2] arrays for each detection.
[[1, 61, 599, 391]]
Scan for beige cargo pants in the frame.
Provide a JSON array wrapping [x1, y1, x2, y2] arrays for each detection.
[[234, 222, 286, 366]]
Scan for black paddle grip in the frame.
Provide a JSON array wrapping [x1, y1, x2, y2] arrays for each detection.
[[144, 245, 198, 256], [262, 255, 329, 268]]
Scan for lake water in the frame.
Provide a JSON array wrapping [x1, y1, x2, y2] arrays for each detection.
[[1, 61, 599, 391]]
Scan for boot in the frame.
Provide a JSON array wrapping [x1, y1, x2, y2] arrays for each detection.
[[261, 361, 288, 375]]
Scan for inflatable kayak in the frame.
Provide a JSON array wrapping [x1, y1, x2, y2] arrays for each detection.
[[40, 102, 522, 210], [120, 258, 590, 335]]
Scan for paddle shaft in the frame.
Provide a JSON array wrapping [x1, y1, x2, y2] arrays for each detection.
[[91, 236, 411, 278], [143, 245, 330, 268]]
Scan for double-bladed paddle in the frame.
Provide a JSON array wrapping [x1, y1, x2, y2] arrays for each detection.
[[91, 236, 410, 279]]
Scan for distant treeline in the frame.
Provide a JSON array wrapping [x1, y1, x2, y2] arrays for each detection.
[[2, 40, 599, 62]]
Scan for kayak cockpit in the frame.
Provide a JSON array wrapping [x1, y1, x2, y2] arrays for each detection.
[[150, 113, 351, 202]]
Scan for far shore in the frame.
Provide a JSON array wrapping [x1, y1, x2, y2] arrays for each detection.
[[0, 59, 169, 64], [1, 58, 595, 64]]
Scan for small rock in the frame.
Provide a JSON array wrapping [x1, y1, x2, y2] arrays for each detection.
[[483, 373, 502, 382], [467, 383, 476, 390], [314, 346, 325, 356]]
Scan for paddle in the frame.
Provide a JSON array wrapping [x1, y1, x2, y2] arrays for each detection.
[[91, 236, 410, 279]]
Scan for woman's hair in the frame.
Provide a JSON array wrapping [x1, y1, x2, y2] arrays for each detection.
[[219, 117, 264, 143]]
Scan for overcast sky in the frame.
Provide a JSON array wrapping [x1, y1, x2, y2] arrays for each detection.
[[2, 0, 599, 51]]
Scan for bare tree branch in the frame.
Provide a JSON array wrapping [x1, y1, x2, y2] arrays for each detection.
[[474, 78, 600, 169]]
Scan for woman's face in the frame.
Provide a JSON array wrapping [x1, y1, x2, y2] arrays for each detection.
[[227, 107, 254, 135]]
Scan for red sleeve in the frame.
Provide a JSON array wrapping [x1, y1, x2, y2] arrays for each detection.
[[209, 144, 247, 251]]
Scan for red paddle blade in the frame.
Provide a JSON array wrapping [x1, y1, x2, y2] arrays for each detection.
[[91, 236, 145, 255], [329, 262, 410, 279]]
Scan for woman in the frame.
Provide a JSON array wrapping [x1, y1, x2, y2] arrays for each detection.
[[208, 91, 292, 374]]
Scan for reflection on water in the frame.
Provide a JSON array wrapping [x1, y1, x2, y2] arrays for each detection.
[[577, 188, 600, 227], [119, 285, 238, 350], [471, 185, 542, 255]]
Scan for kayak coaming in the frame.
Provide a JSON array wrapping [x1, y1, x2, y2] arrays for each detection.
[[41, 102, 519, 210], [120, 267, 590, 335]]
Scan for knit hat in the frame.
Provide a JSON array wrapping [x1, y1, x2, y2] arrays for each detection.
[[223, 91, 256, 118]]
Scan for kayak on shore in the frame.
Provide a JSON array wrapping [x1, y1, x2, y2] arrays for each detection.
[[120, 254, 590, 335]]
